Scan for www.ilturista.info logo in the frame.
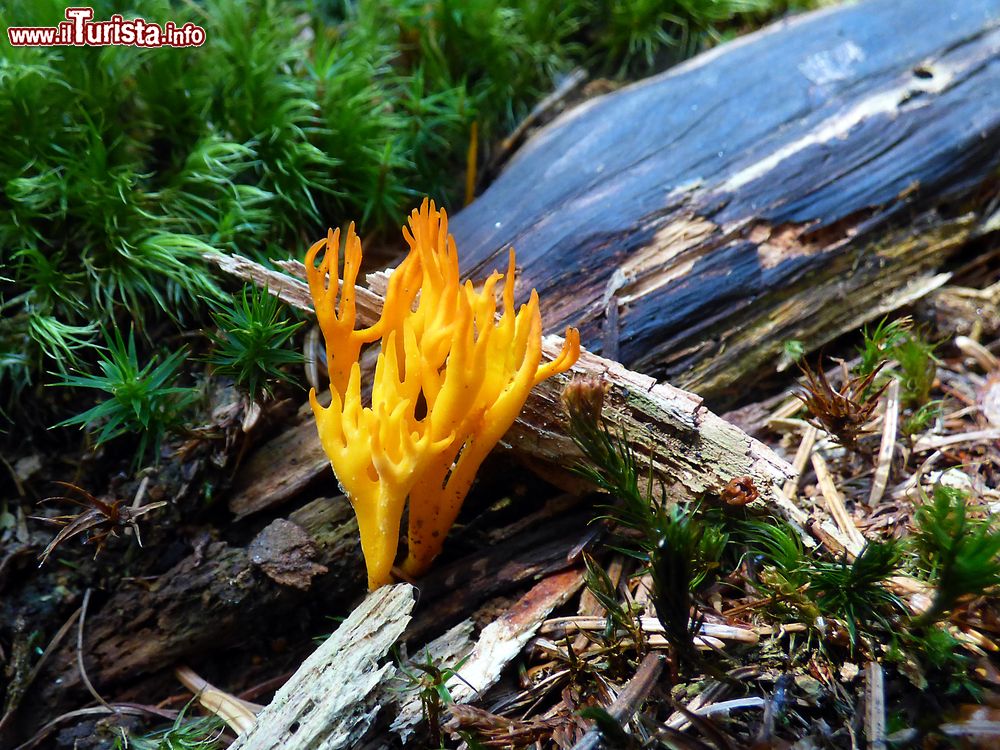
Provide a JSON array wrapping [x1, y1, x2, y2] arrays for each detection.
[[7, 7, 206, 47]]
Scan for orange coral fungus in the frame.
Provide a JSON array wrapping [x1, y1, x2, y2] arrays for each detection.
[[306, 199, 581, 589]]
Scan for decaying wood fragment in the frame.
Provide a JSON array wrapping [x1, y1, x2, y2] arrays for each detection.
[[32, 501, 590, 721], [231, 584, 415, 750], [209, 253, 795, 521], [33, 500, 364, 716], [446, 569, 585, 705], [390, 569, 585, 743], [539, 616, 759, 645], [247, 518, 329, 590], [865, 662, 887, 750], [407, 509, 593, 643]]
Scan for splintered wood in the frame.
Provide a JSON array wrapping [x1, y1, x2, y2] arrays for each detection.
[[210, 253, 795, 521], [231, 584, 415, 750], [390, 569, 585, 743]]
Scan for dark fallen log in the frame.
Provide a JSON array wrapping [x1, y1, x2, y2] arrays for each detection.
[[451, 0, 1000, 406], [30, 500, 362, 720], [29, 499, 592, 724]]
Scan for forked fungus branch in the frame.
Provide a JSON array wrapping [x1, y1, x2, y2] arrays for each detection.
[[306, 199, 581, 588]]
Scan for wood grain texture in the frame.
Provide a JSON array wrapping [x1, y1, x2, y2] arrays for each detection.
[[389, 570, 584, 743], [231, 584, 415, 750], [448, 0, 1000, 405], [31, 501, 590, 720], [35, 500, 365, 714]]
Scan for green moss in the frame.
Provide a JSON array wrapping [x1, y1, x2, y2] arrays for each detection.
[[1, 0, 804, 440]]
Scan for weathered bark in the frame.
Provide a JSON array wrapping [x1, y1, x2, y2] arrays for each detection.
[[404, 508, 593, 643], [449, 0, 1000, 407], [32, 500, 593, 720], [33, 500, 363, 714]]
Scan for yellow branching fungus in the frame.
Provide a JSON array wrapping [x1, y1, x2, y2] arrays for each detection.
[[306, 199, 580, 589]]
